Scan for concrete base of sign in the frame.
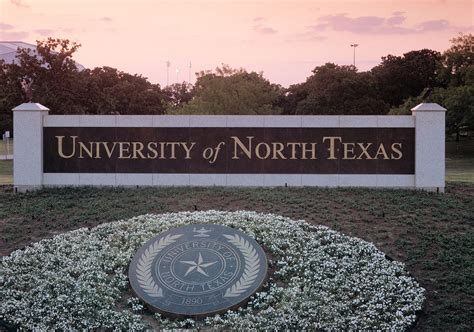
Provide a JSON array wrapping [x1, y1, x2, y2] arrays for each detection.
[[38, 173, 444, 192], [14, 185, 42, 193], [41, 173, 418, 188], [15, 184, 444, 193]]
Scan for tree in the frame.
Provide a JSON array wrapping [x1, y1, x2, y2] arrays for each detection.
[[0, 38, 84, 133], [371, 49, 442, 107], [279, 82, 307, 115], [176, 64, 283, 115], [0, 60, 24, 133], [433, 86, 474, 141], [389, 85, 474, 141], [390, 35, 474, 139], [13, 38, 86, 114], [284, 63, 388, 115], [82, 66, 166, 115], [0, 39, 168, 120], [162, 82, 194, 112], [438, 33, 474, 87]]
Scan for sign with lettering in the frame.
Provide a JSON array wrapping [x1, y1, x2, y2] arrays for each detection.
[[128, 224, 268, 317], [43, 127, 414, 174]]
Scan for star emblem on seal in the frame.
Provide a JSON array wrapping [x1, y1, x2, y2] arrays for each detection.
[[179, 252, 217, 277]]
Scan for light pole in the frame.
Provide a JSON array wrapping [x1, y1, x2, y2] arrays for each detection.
[[166, 61, 170, 86], [188, 62, 192, 84], [350, 44, 359, 67], [176, 68, 180, 84]]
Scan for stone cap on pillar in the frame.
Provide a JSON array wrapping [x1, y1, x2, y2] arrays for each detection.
[[411, 103, 447, 112], [12, 102, 50, 112]]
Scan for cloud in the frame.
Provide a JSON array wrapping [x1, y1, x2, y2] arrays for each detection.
[[418, 19, 450, 31], [254, 25, 278, 35], [386, 15, 406, 26], [0, 31, 29, 40], [89, 17, 113, 23], [287, 31, 327, 42], [392, 11, 405, 16], [10, 0, 29, 8], [33, 29, 55, 36], [311, 13, 460, 35], [252, 17, 277, 35], [0, 22, 14, 30], [312, 13, 413, 34]]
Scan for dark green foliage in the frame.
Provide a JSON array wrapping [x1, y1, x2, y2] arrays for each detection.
[[434, 86, 474, 141], [390, 85, 474, 141], [77, 66, 166, 115], [371, 49, 442, 107], [438, 33, 474, 87], [0, 60, 22, 133], [389, 34, 474, 140], [162, 82, 195, 111], [1, 34, 473, 136], [284, 63, 389, 115], [0, 38, 168, 133], [176, 64, 283, 115]]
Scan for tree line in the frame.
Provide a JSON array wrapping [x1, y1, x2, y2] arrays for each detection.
[[0, 35, 472, 139]]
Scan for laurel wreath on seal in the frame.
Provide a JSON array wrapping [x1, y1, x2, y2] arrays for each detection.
[[223, 234, 261, 298], [135, 234, 182, 297]]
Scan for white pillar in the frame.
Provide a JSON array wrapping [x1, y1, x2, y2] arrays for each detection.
[[12, 103, 49, 192], [411, 103, 446, 193]]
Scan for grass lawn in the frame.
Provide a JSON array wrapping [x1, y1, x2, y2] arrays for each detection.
[[446, 140, 474, 183], [0, 139, 13, 155], [0, 160, 12, 185], [0, 185, 473, 330], [446, 157, 474, 182]]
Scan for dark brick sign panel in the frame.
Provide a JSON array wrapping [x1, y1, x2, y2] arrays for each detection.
[[43, 127, 415, 174]]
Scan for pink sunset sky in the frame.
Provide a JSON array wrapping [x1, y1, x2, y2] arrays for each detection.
[[1, 0, 473, 87]]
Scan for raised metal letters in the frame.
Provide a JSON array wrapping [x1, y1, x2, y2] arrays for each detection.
[[43, 127, 415, 174]]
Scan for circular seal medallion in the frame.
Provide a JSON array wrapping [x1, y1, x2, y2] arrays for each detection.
[[128, 224, 268, 317]]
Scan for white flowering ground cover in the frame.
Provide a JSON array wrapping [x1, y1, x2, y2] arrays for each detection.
[[0, 210, 425, 330]]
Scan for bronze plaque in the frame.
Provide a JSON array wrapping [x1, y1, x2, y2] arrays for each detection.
[[43, 127, 415, 174]]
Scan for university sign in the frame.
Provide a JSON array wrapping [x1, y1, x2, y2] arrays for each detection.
[[12, 102, 446, 191], [43, 127, 414, 174]]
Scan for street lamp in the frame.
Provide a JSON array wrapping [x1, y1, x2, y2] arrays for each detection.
[[350, 44, 359, 67], [166, 61, 170, 86], [188, 62, 192, 84], [176, 68, 180, 84]]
